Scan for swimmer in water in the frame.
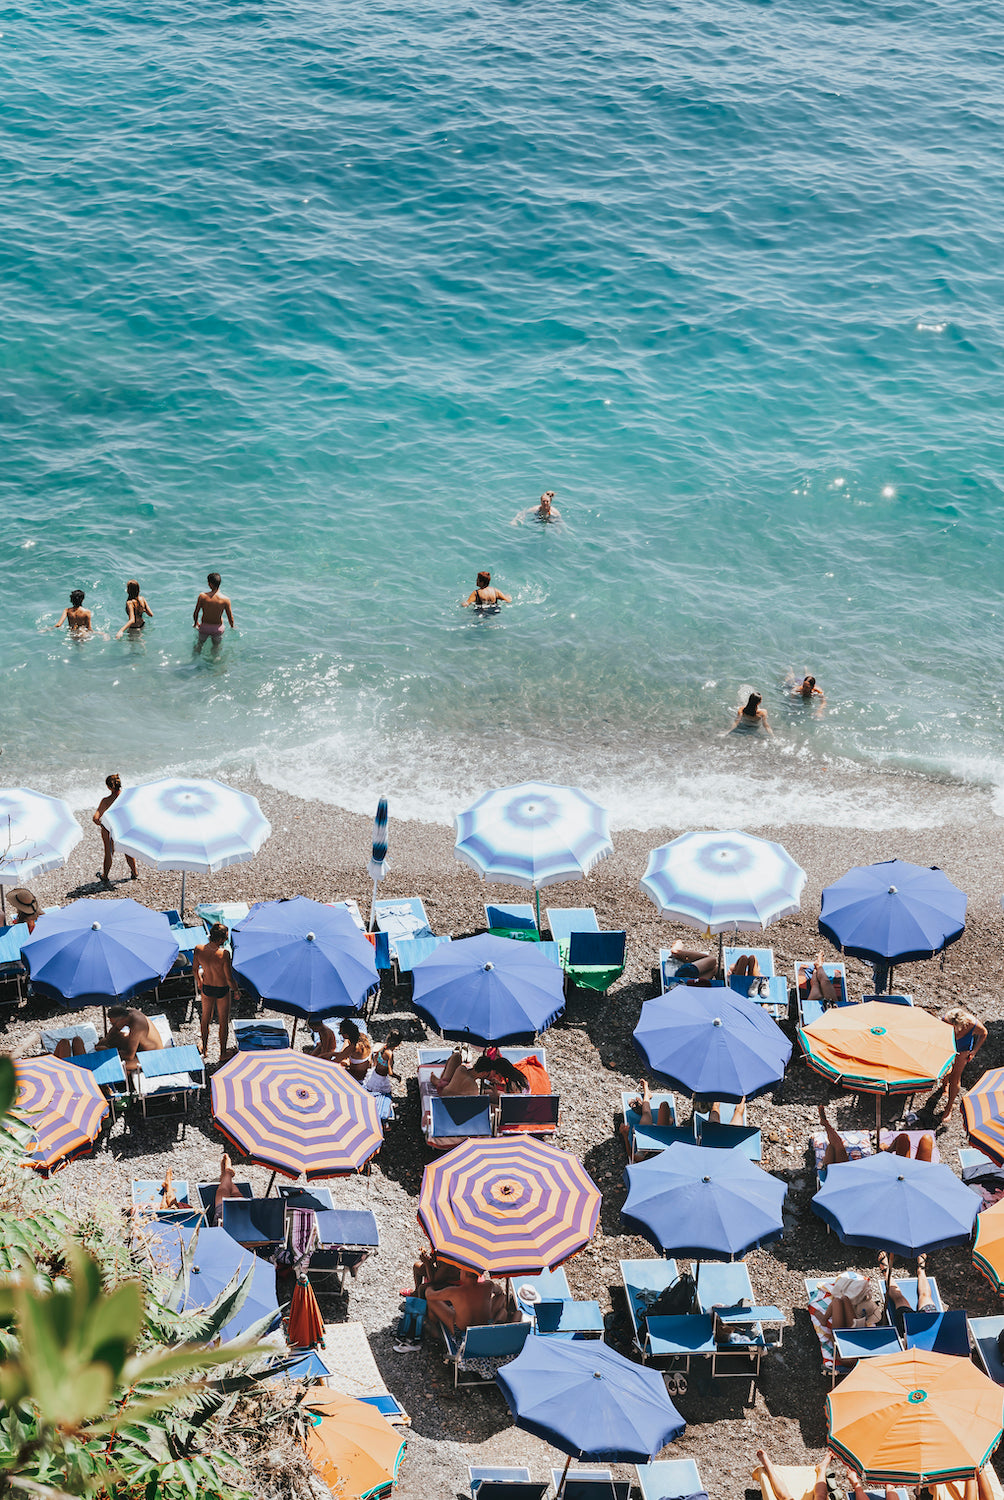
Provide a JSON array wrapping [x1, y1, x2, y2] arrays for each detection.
[[116, 580, 153, 639], [193, 572, 234, 654], [512, 489, 561, 525], [730, 692, 773, 737], [786, 671, 825, 702], [54, 589, 96, 634], [463, 570, 511, 612]]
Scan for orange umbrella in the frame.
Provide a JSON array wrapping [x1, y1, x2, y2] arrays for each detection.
[[973, 1201, 1004, 1293], [302, 1390, 405, 1500], [827, 1349, 1004, 1484], [799, 1002, 956, 1095], [287, 1275, 324, 1349]]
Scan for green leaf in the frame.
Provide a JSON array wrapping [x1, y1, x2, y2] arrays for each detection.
[[0, 1054, 17, 1118]]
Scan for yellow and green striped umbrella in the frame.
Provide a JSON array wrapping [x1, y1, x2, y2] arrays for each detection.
[[418, 1136, 601, 1276], [14, 1056, 108, 1173], [798, 1001, 955, 1095]]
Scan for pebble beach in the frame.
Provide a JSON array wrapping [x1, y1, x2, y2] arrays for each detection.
[[7, 774, 1004, 1500]]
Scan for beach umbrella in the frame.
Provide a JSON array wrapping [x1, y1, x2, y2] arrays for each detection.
[[211, 1051, 383, 1185], [826, 1349, 1003, 1485], [231, 897, 378, 1029], [811, 1152, 979, 1258], [302, 1389, 406, 1500], [0, 788, 82, 912], [799, 1001, 955, 1138], [169, 1225, 281, 1344], [621, 1140, 787, 1261], [367, 796, 389, 931], [287, 1274, 325, 1349], [496, 1337, 685, 1488], [819, 860, 967, 993], [13, 1056, 108, 1173], [973, 1201, 1004, 1293], [100, 776, 271, 914], [19, 898, 179, 1011], [454, 781, 612, 926], [633, 987, 791, 1102], [418, 1136, 601, 1276], [411, 932, 565, 1044], [961, 1069, 1004, 1166]]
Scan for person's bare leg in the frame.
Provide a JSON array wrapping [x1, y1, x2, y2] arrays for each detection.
[[126, 854, 138, 879], [733, 1096, 746, 1126], [818, 1104, 849, 1165], [656, 1100, 673, 1126], [217, 990, 231, 1060], [915, 1252, 931, 1308], [54, 1038, 71, 1059], [432, 1050, 464, 1092], [811, 1461, 829, 1500], [199, 992, 214, 1058], [943, 1054, 967, 1120], [886, 1133, 911, 1157], [671, 942, 709, 962], [72, 1035, 85, 1055], [755, 1450, 797, 1500], [915, 1132, 934, 1162]]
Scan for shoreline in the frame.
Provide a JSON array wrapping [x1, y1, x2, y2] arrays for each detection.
[[9, 774, 1004, 1500]]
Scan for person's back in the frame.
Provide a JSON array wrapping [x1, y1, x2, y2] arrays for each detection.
[[55, 590, 92, 632], [193, 571, 234, 650], [463, 569, 511, 612]]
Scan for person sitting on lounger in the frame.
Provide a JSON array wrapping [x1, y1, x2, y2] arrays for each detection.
[[801, 953, 841, 1008], [331, 1018, 372, 1082], [53, 1034, 86, 1060], [214, 1152, 243, 1218], [306, 1019, 339, 1059], [159, 1168, 190, 1209], [99, 1006, 163, 1074], [932, 1005, 988, 1123], [431, 1048, 530, 1101], [410, 1248, 463, 1298], [667, 939, 718, 983], [364, 1029, 402, 1095], [817, 1104, 934, 1167], [424, 1273, 513, 1335], [812, 1250, 935, 1335], [729, 953, 774, 1000], [756, 1451, 831, 1500]]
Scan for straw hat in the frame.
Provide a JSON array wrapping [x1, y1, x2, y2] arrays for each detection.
[[8, 889, 40, 919]]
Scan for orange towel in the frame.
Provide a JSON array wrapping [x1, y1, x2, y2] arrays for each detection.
[[515, 1056, 551, 1095]]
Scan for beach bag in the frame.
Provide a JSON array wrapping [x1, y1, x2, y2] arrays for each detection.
[[396, 1296, 426, 1343], [639, 1271, 697, 1325]]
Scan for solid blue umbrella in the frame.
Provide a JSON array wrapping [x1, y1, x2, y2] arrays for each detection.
[[412, 933, 565, 1044], [819, 860, 967, 990], [158, 1225, 282, 1344], [633, 988, 791, 1102], [622, 1140, 787, 1260], [231, 897, 378, 1021], [496, 1337, 684, 1482], [811, 1152, 980, 1258], [19, 898, 179, 1008]]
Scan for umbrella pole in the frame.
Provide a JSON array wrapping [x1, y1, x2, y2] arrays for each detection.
[[266, 1170, 276, 1198], [535, 887, 541, 930], [368, 879, 379, 932], [180, 871, 186, 919], [291, 1017, 299, 1046], [875, 1093, 882, 1151], [556, 1454, 572, 1498], [717, 931, 723, 979]]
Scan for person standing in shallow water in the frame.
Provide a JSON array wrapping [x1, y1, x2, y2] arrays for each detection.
[[193, 571, 234, 654], [94, 773, 138, 888], [54, 590, 94, 633], [116, 579, 153, 639], [463, 570, 511, 613]]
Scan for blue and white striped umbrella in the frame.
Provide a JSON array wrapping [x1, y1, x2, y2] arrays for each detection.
[[640, 829, 806, 933], [101, 777, 271, 873], [0, 788, 82, 886], [454, 782, 612, 891], [368, 797, 388, 882]]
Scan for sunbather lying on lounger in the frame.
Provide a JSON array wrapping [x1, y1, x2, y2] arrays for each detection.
[[667, 939, 718, 982], [801, 954, 841, 1007], [756, 1451, 830, 1500], [53, 1035, 86, 1059], [431, 1048, 530, 1101], [159, 1168, 189, 1209], [811, 1250, 934, 1334], [214, 1153, 243, 1218], [619, 1082, 746, 1157], [817, 1105, 934, 1166]]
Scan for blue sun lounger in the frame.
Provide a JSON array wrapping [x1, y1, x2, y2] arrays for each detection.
[[550, 1472, 629, 1500], [635, 1460, 705, 1500]]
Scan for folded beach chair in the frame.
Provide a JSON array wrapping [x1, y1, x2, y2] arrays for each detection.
[[318, 1319, 410, 1424], [549, 1471, 630, 1500], [468, 1470, 547, 1500], [440, 1319, 530, 1388], [497, 1093, 560, 1136], [564, 930, 626, 994], [901, 1309, 970, 1357], [484, 903, 538, 936], [635, 1460, 705, 1500], [969, 1315, 1004, 1386], [795, 960, 848, 1026]]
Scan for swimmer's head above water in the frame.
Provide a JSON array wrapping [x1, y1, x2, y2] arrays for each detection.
[[126, 579, 140, 601], [476, 571, 491, 588], [70, 589, 85, 609], [743, 692, 762, 716]]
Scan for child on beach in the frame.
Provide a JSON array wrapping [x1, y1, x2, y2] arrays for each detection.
[[364, 1029, 402, 1095]]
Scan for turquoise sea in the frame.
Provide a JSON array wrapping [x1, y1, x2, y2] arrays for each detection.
[[3, 0, 1003, 828]]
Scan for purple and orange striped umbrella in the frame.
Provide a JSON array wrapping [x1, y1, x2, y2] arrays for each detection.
[[14, 1056, 108, 1173], [211, 1052, 383, 1180], [962, 1069, 1004, 1166], [418, 1136, 601, 1276]]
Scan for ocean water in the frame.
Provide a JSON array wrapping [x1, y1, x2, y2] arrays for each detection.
[[2, 0, 1003, 828]]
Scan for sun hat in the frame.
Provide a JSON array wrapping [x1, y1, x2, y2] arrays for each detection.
[[8, 889, 40, 918]]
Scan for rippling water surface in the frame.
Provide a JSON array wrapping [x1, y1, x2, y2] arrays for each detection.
[[3, 0, 1003, 825]]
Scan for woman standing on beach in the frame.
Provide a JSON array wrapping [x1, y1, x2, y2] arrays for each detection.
[[933, 1005, 987, 1122], [115, 579, 153, 639]]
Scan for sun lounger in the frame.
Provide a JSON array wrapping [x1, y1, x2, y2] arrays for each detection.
[[67, 1048, 128, 1121], [831, 1326, 904, 1383], [469, 1470, 547, 1500], [484, 904, 538, 935], [0, 924, 28, 1002], [41, 1022, 100, 1054], [278, 1184, 335, 1210], [658, 950, 727, 994], [195, 902, 250, 932], [497, 1093, 560, 1136], [532, 1297, 604, 1338], [864, 992, 914, 1006], [724, 947, 775, 977], [969, 1315, 1004, 1385], [621, 1257, 689, 1363], [417, 1047, 547, 1147], [806, 1275, 944, 1379], [395, 933, 452, 973], [694, 1111, 762, 1161], [198, 1180, 252, 1223], [811, 1128, 940, 1188], [635, 1460, 705, 1500], [440, 1319, 530, 1387], [136, 1044, 205, 1122], [754, 1464, 820, 1500], [429, 1094, 494, 1145], [131, 1178, 203, 1226], [563, 930, 627, 994], [220, 1197, 286, 1247], [727, 973, 788, 1022], [620, 1091, 694, 1161], [795, 960, 848, 1026], [318, 1319, 410, 1424], [305, 1208, 380, 1290], [232, 1018, 289, 1050], [550, 1471, 629, 1500], [544, 907, 599, 944], [901, 1309, 969, 1357], [373, 897, 433, 961]]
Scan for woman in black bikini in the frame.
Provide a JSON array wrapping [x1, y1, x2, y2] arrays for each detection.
[[730, 692, 773, 736], [463, 570, 511, 613], [115, 579, 153, 639]]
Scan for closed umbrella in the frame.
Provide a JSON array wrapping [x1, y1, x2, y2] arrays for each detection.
[[412, 932, 565, 1044], [819, 859, 967, 993], [13, 1056, 108, 1173], [811, 1152, 980, 1258], [622, 1140, 787, 1261], [418, 1136, 601, 1276], [826, 1349, 1003, 1485], [961, 1069, 1004, 1166], [287, 1275, 325, 1349], [100, 776, 270, 914], [302, 1389, 406, 1500], [211, 1051, 383, 1186], [0, 788, 82, 913], [367, 796, 389, 931], [19, 898, 179, 1016], [454, 781, 612, 927], [633, 988, 791, 1102], [231, 897, 378, 1032], [496, 1337, 684, 1494]]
